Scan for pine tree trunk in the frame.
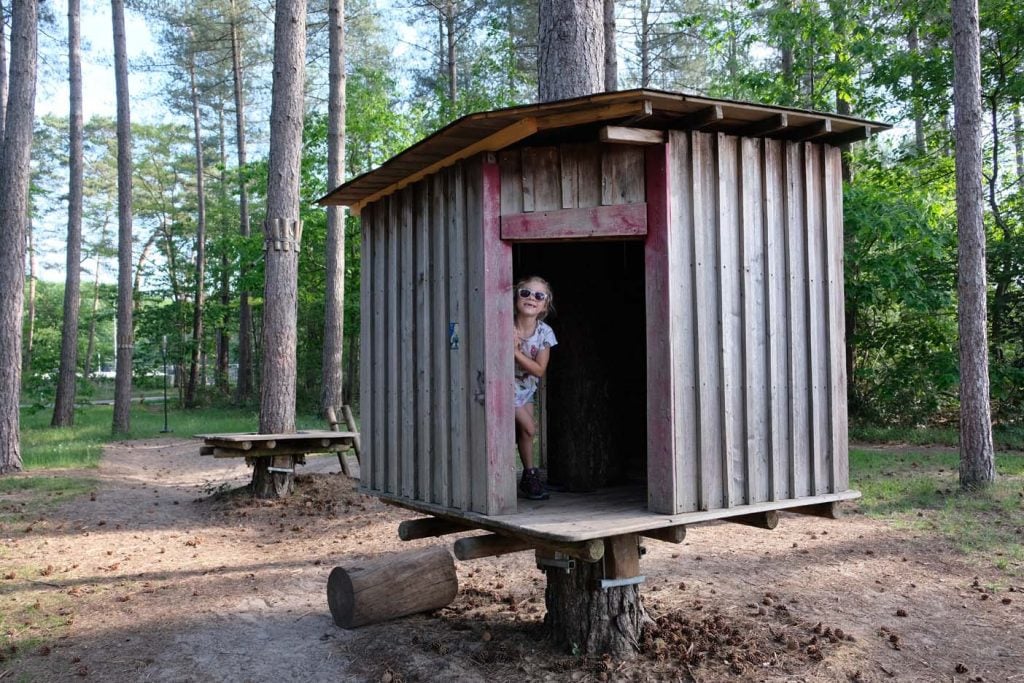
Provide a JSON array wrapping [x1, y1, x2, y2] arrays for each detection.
[[1013, 103, 1023, 194], [254, 0, 307, 498], [603, 0, 616, 91], [543, 536, 646, 657], [0, 0, 38, 474], [216, 104, 230, 396], [445, 2, 456, 103], [84, 258, 101, 378], [321, 0, 346, 418], [52, 0, 85, 427], [111, 0, 134, 435], [908, 22, 926, 154], [951, 0, 995, 489], [0, 0, 7, 137], [185, 49, 207, 410], [24, 218, 36, 377], [538, 0, 604, 102], [230, 3, 254, 405]]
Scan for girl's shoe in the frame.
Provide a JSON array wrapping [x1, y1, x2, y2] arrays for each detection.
[[518, 468, 549, 501]]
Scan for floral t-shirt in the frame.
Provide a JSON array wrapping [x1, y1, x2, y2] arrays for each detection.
[[514, 321, 557, 407]]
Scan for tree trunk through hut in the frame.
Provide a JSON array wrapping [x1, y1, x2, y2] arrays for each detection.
[[543, 535, 646, 657]]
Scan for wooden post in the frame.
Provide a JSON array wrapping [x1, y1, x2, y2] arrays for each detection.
[[327, 546, 458, 628], [325, 405, 351, 476]]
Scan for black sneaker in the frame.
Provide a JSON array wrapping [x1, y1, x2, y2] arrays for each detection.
[[518, 468, 549, 500]]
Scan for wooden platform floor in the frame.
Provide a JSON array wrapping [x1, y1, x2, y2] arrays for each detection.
[[381, 486, 861, 543]]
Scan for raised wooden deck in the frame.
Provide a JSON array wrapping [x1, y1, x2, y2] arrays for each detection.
[[380, 486, 861, 543]]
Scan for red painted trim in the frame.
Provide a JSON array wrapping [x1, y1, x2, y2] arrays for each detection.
[[645, 143, 676, 514], [500, 203, 647, 241], [481, 154, 516, 515]]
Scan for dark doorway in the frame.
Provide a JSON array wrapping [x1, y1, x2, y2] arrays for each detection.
[[512, 241, 647, 492]]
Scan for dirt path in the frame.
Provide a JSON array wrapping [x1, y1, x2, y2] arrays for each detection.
[[3, 439, 1022, 682]]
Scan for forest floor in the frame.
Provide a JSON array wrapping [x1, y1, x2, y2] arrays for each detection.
[[2, 438, 1023, 682]]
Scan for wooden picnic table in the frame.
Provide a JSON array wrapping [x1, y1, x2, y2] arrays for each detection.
[[197, 429, 361, 477]]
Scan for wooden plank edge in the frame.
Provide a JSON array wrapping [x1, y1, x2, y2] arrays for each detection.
[[453, 533, 605, 563]]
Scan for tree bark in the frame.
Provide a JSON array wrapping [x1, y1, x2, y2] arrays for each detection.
[[603, 0, 616, 91], [908, 21, 926, 154], [538, 0, 604, 102], [543, 536, 646, 657], [216, 103, 230, 396], [0, 0, 7, 138], [445, 1, 457, 103], [230, 2, 254, 405], [951, 0, 995, 489], [185, 46, 207, 410], [1013, 102, 1023, 194], [0, 0, 38, 474], [321, 0, 346, 418], [84, 250, 102, 379], [254, 0, 307, 498], [111, 0, 134, 435], [52, 0, 85, 427], [23, 218, 36, 376]]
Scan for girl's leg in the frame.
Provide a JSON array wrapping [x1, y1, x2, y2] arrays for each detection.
[[515, 405, 536, 470]]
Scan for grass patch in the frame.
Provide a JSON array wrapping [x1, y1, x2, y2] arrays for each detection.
[[851, 424, 1024, 451], [851, 448, 1024, 575]]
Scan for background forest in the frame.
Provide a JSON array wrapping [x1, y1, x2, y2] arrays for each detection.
[[18, 0, 1024, 429]]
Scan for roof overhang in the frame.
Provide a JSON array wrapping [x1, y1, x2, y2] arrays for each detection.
[[319, 88, 890, 212]]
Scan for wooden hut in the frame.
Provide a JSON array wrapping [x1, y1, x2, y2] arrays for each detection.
[[319, 89, 888, 552]]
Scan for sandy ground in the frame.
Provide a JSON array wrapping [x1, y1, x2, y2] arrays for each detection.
[[2, 438, 1023, 682]]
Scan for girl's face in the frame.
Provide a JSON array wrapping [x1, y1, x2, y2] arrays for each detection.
[[516, 279, 550, 318]]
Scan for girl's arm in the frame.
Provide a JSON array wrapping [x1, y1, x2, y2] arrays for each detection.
[[514, 345, 551, 379]]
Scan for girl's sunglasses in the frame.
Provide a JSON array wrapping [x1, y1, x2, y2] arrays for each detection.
[[518, 288, 548, 301]]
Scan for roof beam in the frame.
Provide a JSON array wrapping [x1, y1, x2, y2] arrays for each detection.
[[599, 125, 666, 145], [783, 119, 832, 142], [535, 99, 653, 130], [334, 116, 540, 211], [824, 125, 873, 146], [737, 113, 788, 137], [677, 105, 723, 131]]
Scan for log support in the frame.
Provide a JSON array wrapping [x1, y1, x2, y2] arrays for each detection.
[[726, 510, 780, 530], [788, 502, 841, 519], [639, 525, 687, 544], [398, 517, 473, 541], [453, 533, 604, 563]]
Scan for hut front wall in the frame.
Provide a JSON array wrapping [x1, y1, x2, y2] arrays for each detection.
[[648, 130, 849, 515], [360, 155, 516, 516]]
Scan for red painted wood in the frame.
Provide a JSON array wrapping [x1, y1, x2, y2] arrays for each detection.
[[644, 143, 677, 515], [481, 154, 516, 515], [500, 203, 647, 241]]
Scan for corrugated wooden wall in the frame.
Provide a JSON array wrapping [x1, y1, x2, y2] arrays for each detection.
[[360, 155, 515, 515], [647, 130, 849, 515]]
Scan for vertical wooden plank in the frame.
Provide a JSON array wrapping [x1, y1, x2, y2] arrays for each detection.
[[741, 137, 770, 504], [522, 147, 560, 211], [499, 150, 523, 216], [386, 195, 400, 495], [478, 154, 515, 514], [448, 163, 470, 510], [372, 203, 387, 494], [692, 132, 723, 510], [717, 133, 744, 507], [359, 205, 375, 492], [465, 157, 487, 512], [602, 145, 646, 205], [763, 139, 791, 501], [415, 181, 432, 501], [644, 142, 677, 514], [785, 142, 811, 498], [576, 143, 603, 208], [824, 145, 849, 491], [667, 131, 699, 513], [804, 143, 829, 496], [431, 172, 451, 507], [399, 188, 416, 499], [559, 144, 579, 209]]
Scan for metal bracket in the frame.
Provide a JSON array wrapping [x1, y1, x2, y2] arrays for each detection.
[[596, 575, 646, 590], [267, 466, 294, 474], [536, 556, 575, 574]]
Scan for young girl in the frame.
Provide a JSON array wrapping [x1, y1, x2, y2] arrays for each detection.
[[513, 276, 557, 500]]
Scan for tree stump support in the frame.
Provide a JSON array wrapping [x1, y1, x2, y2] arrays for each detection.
[[327, 545, 458, 628]]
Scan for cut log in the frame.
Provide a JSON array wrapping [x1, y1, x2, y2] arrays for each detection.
[[398, 517, 473, 541], [327, 546, 458, 629], [453, 533, 604, 563], [788, 502, 841, 519], [640, 525, 687, 544], [726, 511, 779, 529]]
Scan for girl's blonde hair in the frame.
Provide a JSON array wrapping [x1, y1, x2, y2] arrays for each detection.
[[514, 275, 555, 321]]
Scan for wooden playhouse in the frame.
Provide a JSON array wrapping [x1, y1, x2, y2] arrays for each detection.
[[319, 89, 888, 560]]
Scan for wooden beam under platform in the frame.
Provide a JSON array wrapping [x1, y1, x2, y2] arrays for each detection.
[[725, 511, 779, 530], [398, 517, 473, 541], [785, 502, 842, 519], [453, 533, 605, 563]]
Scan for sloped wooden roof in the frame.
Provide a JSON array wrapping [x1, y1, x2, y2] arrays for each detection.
[[319, 88, 889, 211]]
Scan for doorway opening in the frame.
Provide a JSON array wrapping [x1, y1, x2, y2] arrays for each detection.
[[512, 240, 647, 493]]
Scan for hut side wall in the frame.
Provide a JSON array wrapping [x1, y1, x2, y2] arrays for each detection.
[[649, 130, 849, 515], [360, 155, 515, 515]]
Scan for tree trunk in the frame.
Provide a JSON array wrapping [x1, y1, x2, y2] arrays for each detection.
[[216, 103, 230, 396], [639, 0, 650, 87], [0, 0, 7, 138], [321, 0, 346, 418], [132, 229, 158, 313], [254, 0, 307, 498], [0, 0, 38, 474], [230, 2, 254, 405], [52, 0, 85, 427], [538, 0, 604, 102], [23, 217, 36, 377], [908, 21, 926, 154], [84, 253, 102, 378], [603, 0, 616, 91], [185, 48, 207, 410], [1013, 102, 1023, 194], [111, 0, 134, 435], [951, 0, 994, 489], [445, 1, 457, 103], [543, 536, 646, 657]]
